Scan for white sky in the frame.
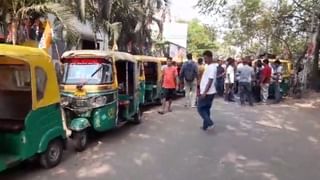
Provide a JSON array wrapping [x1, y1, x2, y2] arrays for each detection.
[[170, 0, 212, 24]]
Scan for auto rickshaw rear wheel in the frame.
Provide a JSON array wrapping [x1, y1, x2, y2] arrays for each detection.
[[40, 139, 63, 169], [73, 131, 88, 152], [132, 109, 143, 124]]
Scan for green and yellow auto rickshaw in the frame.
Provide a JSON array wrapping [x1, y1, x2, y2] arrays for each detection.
[[135, 55, 162, 105], [269, 59, 293, 97], [137, 58, 146, 105], [60, 50, 143, 151], [0, 45, 66, 172]]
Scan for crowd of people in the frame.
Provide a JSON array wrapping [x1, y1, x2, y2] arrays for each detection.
[[159, 51, 284, 131]]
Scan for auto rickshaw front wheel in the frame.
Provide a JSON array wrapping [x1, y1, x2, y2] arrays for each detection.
[[40, 139, 63, 169], [73, 131, 88, 152]]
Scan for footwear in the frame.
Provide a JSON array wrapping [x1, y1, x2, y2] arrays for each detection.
[[207, 124, 215, 130], [158, 111, 165, 115], [201, 123, 215, 131], [200, 126, 207, 131]]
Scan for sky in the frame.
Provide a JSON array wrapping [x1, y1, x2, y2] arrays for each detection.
[[170, 0, 212, 24]]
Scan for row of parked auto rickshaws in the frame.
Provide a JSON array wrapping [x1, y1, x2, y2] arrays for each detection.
[[0, 45, 171, 172]]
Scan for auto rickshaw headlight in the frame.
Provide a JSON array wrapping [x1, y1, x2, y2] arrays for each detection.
[[91, 96, 107, 107], [61, 96, 70, 106]]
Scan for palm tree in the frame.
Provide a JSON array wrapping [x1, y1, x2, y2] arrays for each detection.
[[70, 0, 170, 53], [0, 0, 81, 45]]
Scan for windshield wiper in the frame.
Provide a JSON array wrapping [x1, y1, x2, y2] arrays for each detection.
[[90, 64, 103, 77], [75, 65, 103, 90]]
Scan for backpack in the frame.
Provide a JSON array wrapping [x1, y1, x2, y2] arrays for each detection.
[[183, 61, 197, 82]]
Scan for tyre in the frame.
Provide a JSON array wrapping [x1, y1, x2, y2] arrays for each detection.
[[40, 139, 63, 169], [132, 109, 143, 124], [73, 131, 88, 152]]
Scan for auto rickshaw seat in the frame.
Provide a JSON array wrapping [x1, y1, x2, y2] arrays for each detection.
[[0, 119, 25, 133], [0, 90, 32, 133]]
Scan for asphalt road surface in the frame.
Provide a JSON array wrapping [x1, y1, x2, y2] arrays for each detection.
[[1, 98, 320, 180]]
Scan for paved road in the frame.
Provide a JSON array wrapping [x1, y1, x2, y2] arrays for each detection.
[[1, 98, 320, 180]]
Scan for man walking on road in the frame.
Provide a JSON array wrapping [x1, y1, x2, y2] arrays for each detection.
[[260, 59, 272, 104], [159, 57, 178, 114], [180, 53, 198, 108], [198, 50, 217, 131], [237, 59, 254, 106]]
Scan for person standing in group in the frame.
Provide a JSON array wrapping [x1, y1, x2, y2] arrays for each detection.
[[273, 59, 283, 103], [216, 60, 225, 97], [197, 58, 206, 97], [159, 57, 178, 114], [237, 59, 254, 106], [253, 60, 263, 102], [235, 59, 243, 95], [224, 58, 235, 102], [180, 53, 198, 108], [198, 50, 217, 131], [260, 59, 272, 104]]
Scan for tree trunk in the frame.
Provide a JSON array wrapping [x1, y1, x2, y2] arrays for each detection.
[[311, 22, 320, 90]]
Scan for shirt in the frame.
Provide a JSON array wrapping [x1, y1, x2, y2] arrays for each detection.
[[261, 65, 272, 84], [200, 63, 217, 95], [216, 65, 225, 81], [162, 66, 178, 89], [273, 65, 283, 82], [198, 64, 205, 81], [237, 65, 254, 83], [225, 65, 235, 84]]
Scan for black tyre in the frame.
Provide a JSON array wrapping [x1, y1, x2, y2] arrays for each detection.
[[40, 139, 63, 169], [132, 109, 143, 124], [73, 131, 88, 152]]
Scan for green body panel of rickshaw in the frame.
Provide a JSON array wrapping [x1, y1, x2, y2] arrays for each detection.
[[139, 80, 146, 105], [61, 91, 118, 133], [92, 103, 117, 132], [118, 94, 140, 120], [0, 104, 66, 172], [144, 83, 162, 104], [268, 77, 290, 98]]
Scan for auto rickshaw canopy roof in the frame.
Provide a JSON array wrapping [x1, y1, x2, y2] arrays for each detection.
[[134, 55, 166, 64], [61, 50, 137, 63], [0, 44, 60, 110]]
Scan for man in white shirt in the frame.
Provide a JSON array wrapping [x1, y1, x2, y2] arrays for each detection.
[[224, 58, 235, 102], [198, 50, 217, 131]]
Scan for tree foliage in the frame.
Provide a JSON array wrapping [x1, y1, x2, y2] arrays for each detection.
[[197, 0, 320, 89], [187, 19, 217, 57]]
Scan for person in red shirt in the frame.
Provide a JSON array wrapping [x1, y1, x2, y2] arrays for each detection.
[[260, 59, 272, 103], [159, 57, 178, 114]]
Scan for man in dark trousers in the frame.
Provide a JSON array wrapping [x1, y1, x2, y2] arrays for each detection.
[[198, 50, 217, 131]]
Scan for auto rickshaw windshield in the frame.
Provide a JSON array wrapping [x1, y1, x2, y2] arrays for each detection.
[[62, 63, 113, 85]]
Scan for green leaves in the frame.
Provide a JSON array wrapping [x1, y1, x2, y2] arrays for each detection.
[[187, 19, 217, 57]]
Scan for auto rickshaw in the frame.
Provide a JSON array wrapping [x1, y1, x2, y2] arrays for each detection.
[[0, 45, 66, 172], [269, 59, 293, 97], [135, 56, 163, 105], [137, 59, 146, 105], [60, 50, 143, 151]]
